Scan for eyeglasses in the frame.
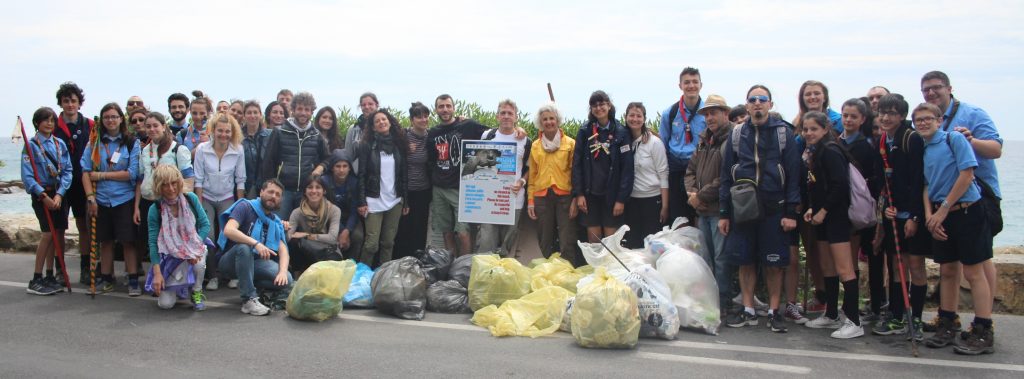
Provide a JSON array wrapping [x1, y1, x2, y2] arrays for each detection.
[[130, 117, 146, 124], [878, 110, 901, 118], [920, 85, 947, 94], [913, 116, 939, 124], [102, 115, 122, 121], [747, 95, 770, 104], [127, 101, 144, 106]]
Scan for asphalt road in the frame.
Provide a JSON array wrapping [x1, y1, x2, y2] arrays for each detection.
[[0, 252, 1021, 379]]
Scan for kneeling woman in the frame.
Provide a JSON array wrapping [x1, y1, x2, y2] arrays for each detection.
[[288, 177, 342, 276], [146, 164, 211, 310], [800, 111, 862, 339]]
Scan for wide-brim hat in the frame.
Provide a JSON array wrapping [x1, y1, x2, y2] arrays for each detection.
[[697, 94, 730, 114]]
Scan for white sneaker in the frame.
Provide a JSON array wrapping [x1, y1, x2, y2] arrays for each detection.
[[831, 318, 865, 339], [227, 279, 238, 289], [206, 277, 219, 291], [806, 315, 842, 329], [241, 298, 270, 316]]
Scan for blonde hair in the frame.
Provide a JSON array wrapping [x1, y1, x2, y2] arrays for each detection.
[[204, 112, 244, 147], [151, 164, 184, 198]]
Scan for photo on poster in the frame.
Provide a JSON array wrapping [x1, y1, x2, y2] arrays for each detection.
[[458, 140, 517, 225]]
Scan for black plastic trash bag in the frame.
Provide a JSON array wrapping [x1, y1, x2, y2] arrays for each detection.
[[370, 256, 428, 320], [416, 247, 453, 284], [426, 280, 471, 313], [448, 254, 475, 287]]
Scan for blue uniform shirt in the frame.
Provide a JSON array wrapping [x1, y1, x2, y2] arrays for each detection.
[[176, 122, 205, 151], [923, 129, 980, 204], [21, 133, 73, 196], [81, 134, 140, 207], [943, 99, 1001, 198], [660, 97, 706, 171]]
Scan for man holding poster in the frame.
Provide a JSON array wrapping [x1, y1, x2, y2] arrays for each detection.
[[473, 100, 531, 257]]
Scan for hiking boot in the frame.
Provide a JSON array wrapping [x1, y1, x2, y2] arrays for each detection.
[[769, 311, 788, 333], [726, 311, 758, 328], [872, 316, 907, 336], [241, 297, 270, 316], [783, 302, 809, 324], [907, 318, 924, 342], [805, 315, 842, 329], [192, 291, 207, 311], [924, 316, 957, 348], [923, 314, 961, 332], [831, 318, 865, 339], [953, 324, 994, 355], [43, 276, 64, 293], [206, 277, 219, 291], [27, 278, 59, 296]]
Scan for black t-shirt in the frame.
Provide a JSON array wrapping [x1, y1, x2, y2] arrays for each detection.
[[426, 120, 489, 189]]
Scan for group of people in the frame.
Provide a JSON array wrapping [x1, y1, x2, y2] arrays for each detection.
[[19, 69, 1000, 355]]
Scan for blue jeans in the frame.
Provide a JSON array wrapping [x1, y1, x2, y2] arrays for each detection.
[[217, 244, 293, 300], [698, 215, 731, 302], [275, 190, 302, 221]]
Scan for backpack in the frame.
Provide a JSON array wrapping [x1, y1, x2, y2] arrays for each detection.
[[731, 122, 788, 158], [830, 142, 877, 230], [944, 133, 1002, 236]]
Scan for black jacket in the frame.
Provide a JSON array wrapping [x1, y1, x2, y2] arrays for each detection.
[[261, 120, 330, 191], [875, 121, 924, 220], [571, 119, 635, 205], [805, 142, 850, 214], [355, 139, 407, 203]]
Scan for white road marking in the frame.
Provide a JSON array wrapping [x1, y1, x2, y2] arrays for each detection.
[[636, 351, 812, 374], [3, 280, 1023, 373]]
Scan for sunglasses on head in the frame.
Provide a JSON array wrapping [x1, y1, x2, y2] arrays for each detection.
[[747, 95, 770, 104]]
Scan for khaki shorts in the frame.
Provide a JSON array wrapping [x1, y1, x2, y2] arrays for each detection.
[[431, 187, 469, 233]]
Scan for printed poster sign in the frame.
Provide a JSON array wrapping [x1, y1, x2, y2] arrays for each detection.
[[458, 140, 517, 225]]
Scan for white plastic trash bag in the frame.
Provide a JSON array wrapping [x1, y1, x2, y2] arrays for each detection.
[[624, 265, 680, 340], [655, 243, 721, 335], [645, 217, 708, 263], [578, 225, 656, 274]]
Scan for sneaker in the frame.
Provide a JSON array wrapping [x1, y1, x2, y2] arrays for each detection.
[[860, 310, 881, 324], [924, 316, 957, 348], [730, 294, 769, 317], [953, 324, 994, 355], [43, 276, 64, 293], [192, 291, 207, 311], [227, 279, 238, 289], [907, 317, 924, 342], [805, 315, 842, 329], [768, 311, 788, 333], [726, 311, 758, 328], [872, 316, 907, 336], [805, 297, 827, 314], [127, 282, 142, 297], [27, 278, 59, 296], [94, 278, 114, 294], [206, 277, 219, 291], [923, 314, 961, 333], [241, 297, 270, 316], [831, 318, 865, 339], [783, 302, 809, 324]]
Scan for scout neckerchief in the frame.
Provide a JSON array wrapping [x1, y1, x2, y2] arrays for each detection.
[[588, 122, 612, 158], [678, 96, 699, 144], [30, 134, 62, 178]]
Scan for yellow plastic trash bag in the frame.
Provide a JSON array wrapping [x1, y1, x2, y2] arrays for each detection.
[[530, 257, 593, 294], [571, 267, 641, 349], [471, 286, 574, 337], [528, 252, 573, 269], [467, 254, 532, 311], [286, 260, 357, 321]]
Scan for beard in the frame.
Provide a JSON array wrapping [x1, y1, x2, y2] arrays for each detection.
[[261, 197, 280, 212], [171, 111, 187, 123]]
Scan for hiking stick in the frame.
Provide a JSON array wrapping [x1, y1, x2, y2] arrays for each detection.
[[879, 136, 919, 357], [590, 231, 631, 273], [547, 83, 555, 102], [18, 116, 72, 293]]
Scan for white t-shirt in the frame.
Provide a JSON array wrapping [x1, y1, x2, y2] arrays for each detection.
[[489, 130, 526, 209], [367, 152, 402, 212]]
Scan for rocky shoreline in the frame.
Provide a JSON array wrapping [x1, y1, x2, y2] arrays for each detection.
[[0, 179, 23, 194]]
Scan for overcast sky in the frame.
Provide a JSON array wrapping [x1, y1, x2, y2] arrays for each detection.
[[3, 0, 1022, 139]]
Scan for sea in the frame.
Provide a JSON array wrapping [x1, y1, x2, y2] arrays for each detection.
[[1, 139, 1021, 247]]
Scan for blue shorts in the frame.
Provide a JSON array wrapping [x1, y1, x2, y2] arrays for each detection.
[[724, 212, 791, 267]]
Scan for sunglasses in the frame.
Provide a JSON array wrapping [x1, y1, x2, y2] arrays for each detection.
[[747, 95, 770, 104], [130, 117, 146, 124], [127, 101, 144, 106]]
